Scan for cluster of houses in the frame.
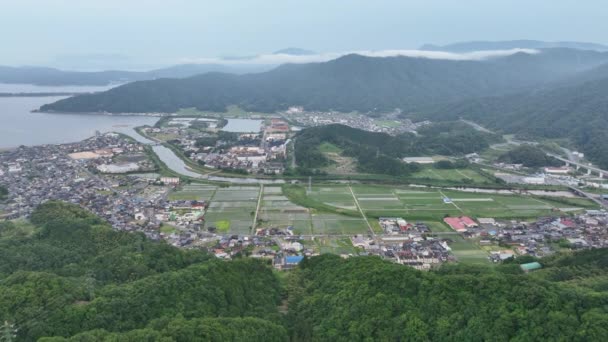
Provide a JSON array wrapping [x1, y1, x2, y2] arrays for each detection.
[[0, 134, 162, 236], [142, 117, 290, 174], [281, 108, 429, 135], [441, 212, 608, 261]]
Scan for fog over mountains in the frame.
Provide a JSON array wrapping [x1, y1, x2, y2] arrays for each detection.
[[32, 41, 608, 169]]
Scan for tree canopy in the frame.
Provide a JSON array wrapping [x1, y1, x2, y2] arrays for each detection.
[[2, 201, 608, 340]]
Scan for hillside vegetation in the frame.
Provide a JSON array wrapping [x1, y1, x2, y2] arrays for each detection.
[[0, 202, 284, 341], [294, 123, 499, 176], [497, 144, 564, 167], [1, 202, 608, 340], [40, 49, 608, 113], [426, 74, 608, 168]]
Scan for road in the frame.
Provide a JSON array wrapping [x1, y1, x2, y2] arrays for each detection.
[[348, 185, 377, 240], [251, 184, 264, 234], [459, 119, 495, 134], [547, 153, 608, 176]]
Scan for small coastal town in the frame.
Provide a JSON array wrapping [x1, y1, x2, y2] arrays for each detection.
[[2, 118, 608, 271]]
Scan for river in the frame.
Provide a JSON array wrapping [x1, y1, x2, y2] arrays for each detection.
[[0, 87, 285, 184]]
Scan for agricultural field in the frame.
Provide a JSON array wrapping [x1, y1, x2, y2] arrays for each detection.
[[305, 184, 597, 221], [205, 186, 260, 235], [257, 186, 369, 235], [168, 184, 217, 201]]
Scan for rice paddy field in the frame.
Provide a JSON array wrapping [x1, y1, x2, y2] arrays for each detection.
[[305, 184, 597, 221], [169, 184, 371, 236], [168, 182, 598, 263], [257, 185, 369, 235]]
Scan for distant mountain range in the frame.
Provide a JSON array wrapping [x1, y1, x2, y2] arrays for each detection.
[[39, 46, 608, 169], [0, 48, 318, 86], [420, 40, 608, 52], [273, 48, 316, 55], [40, 48, 608, 113], [0, 64, 275, 87]]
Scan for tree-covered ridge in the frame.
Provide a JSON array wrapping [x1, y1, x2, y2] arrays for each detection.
[[0, 202, 283, 341], [498, 144, 564, 167], [39, 317, 288, 342], [3, 202, 608, 340], [294, 123, 499, 175], [287, 253, 608, 341], [40, 49, 608, 113], [424, 73, 608, 169]]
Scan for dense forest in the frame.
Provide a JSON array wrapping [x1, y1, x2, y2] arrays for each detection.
[[287, 253, 608, 341], [1, 202, 608, 340], [40, 49, 608, 113], [0, 202, 284, 341], [294, 123, 499, 175], [498, 145, 564, 167]]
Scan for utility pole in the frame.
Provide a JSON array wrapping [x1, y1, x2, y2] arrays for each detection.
[[0, 321, 17, 342], [308, 176, 312, 193]]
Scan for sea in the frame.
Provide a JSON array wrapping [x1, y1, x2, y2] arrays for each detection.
[[0, 84, 158, 149]]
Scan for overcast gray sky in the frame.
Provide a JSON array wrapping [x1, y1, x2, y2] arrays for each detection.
[[3, 0, 607, 69]]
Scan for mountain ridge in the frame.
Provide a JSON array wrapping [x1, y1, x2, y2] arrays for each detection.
[[40, 48, 608, 113]]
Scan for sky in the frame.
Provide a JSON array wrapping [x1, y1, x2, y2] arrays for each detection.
[[2, 0, 607, 70]]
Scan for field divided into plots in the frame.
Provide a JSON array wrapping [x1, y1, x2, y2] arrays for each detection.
[[259, 186, 369, 235], [305, 184, 589, 221], [169, 184, 370, 235]]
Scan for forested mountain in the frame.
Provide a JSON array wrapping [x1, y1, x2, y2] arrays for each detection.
[[294, 123, 500, 175], [0, 64, 248, 87], [2, 201, 608, 340], [424, 73, 608, 168], [40, 48, 608, 113], [287, 252, 608, 341], [420, 40, 608, 52]]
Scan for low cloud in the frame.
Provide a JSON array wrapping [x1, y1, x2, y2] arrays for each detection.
[[179, 48, 539, 65]]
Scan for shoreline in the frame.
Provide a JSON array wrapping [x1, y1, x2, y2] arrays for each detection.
[[32, 109, 168, 117]]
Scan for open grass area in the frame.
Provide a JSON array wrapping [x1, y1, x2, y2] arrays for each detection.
[[160, 224, 178, 235], [318, 142, 342, 153], [411, 167, 490, 183], [310, 236, 361, 255], [448, 235, 491, 264], [374, 120, 401, 128]]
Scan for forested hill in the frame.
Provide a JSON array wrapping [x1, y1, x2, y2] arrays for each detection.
[[424, 73, 608, 168], [2, 202, 608, 340], [294, 123, 500, 175], [40, 48, 608, 113], [0, 201, 286, 341]]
